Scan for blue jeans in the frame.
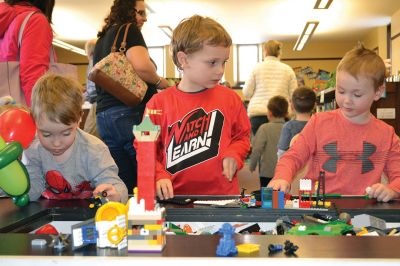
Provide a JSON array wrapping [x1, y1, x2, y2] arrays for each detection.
[[96, 105, 144, 194]]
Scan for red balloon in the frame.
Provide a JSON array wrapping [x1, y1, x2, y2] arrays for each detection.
[[0, 108, 36, 149], [35, 224, 59, 235]]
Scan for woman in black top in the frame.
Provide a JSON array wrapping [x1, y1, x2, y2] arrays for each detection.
[[93, 0, 168, 193]]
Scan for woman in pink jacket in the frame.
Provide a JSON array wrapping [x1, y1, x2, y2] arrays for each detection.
[[0, 0, 55, 106]]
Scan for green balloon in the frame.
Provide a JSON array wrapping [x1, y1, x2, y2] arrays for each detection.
[[0, 160, 30, 196], [13, 194, 29, 207]]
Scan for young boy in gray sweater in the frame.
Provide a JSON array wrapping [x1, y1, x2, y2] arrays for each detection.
[[25, 74, 128, 203], [249, 95, 288, 187]]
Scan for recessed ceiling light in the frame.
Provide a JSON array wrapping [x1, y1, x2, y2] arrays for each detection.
[[314, 0, 333, 9]]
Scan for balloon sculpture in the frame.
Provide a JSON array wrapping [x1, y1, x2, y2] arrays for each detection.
[[0, 108, 36, 207]]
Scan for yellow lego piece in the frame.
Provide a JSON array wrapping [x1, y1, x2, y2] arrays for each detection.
[[311, 200, 332, 208], [144, 224, 162, 230], [236, 243, 260, 256]]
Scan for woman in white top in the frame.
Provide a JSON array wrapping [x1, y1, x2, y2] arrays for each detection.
[[242, 40, 297, 135]]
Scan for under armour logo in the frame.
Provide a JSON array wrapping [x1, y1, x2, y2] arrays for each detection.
[[357, 142, 376, 173], [322, 142, 341, 172], [322, 141, 376, 174]]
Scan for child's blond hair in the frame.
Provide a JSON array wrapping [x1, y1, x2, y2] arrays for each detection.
[[31, 73, 83, 125], [171, 15, 232, 70], [337, 43, 386, 90]]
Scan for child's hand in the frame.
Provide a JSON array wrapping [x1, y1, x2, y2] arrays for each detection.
[[366, 184, 399, 202], [267, 179, 290, 193], [222, 157, 237, 182], [93, 183, 121, 202], [156, 179, 174, 200]]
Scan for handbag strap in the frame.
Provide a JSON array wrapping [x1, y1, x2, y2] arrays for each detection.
[[17, 11, 36, 60], [111, 23, 132, 53], [17, 11, 56, 63]]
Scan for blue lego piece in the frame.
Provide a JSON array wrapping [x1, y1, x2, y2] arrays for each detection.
[[82, 225, 98, 244], [216, 223, 238, 257], [268, 244, 283, 253], [261, 187, 273, 208], [278, 191, 285, 209]]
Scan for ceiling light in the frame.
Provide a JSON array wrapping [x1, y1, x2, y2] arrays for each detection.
[[314, 0, 333, 9], [158, 25, 173, 39], [52, 39, 86, 56], [293, 21, 319, 51]]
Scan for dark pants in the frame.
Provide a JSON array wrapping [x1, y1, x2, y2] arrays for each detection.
[[96, 105, 144, 194], [250, 115, 268, 136], [260, 177, 272, 188]]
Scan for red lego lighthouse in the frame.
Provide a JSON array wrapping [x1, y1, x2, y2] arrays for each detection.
[[132, 110, 161, 211]]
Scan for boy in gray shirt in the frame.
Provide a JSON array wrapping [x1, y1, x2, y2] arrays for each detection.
[[249, 95, 288, 187], [25, 74, 128, 203]]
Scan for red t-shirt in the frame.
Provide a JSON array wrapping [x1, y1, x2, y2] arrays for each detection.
[[145, 85, 251, 195]]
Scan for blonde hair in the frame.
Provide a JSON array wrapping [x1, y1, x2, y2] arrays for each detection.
[[264, 40, 282, 57], [171, 15, 232, 70], [31, 73, 83, 125], [337, 42, 386, 90]]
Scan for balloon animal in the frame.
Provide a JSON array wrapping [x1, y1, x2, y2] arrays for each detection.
[[0, 108, 36, 207]]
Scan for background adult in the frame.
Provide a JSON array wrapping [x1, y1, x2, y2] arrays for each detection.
[[94, 0, 168, 193], [0, 0, 55, 107], [242, 40, 297, 135], [83, 39, 100, 138]]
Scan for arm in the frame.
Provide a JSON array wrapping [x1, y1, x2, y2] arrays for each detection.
[[88, 147, 128, 203], [126, 46, 168, 90], [19, 14, 52, 106], [249, 127, 266, 172], [242, 70, 256, 100], [222, 99, 251, 172], [23, 146, 46, 201], [269, 116, 316, 191], [368, 133, 400, 202], [288, 69, 297, 97]]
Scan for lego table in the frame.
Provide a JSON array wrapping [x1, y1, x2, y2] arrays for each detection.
[[0, 197, 400, 266]]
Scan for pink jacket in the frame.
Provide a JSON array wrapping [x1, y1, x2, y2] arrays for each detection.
[[0, 2, 53, 106]]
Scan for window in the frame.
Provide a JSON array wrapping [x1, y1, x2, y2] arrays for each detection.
[[148, 46, 164, 77], [237, 44, 259, 83]]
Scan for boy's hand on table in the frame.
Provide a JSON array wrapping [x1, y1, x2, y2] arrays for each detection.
[[267, 179, 290, 193], [366, 184, 399, 202], [222, 157, 237, 182], [93, 183, 121, 202], [156, 179, 174, 200]]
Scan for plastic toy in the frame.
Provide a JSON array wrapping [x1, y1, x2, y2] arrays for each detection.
[[132, 112, 160, 211], [0, 136, 30, 206], [35, 224, 59, 235], [287, 220, 355, 236], [95, 201, 128, 249], [127, 189, 166, 252], [128, 112, 166, 252], [216, 223, 238, 257], [0, 108, 36, 149], [49, 234, 70, 250], [268, 243, 283, 253], [284, 240, 298, 255], [0, 108, 36, 207], [236, 243, 260, 256]]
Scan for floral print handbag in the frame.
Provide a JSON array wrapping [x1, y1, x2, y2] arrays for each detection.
[[89, 23, 148, 106]]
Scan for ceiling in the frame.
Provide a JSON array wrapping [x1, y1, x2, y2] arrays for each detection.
[[53, 0, 400, 48]]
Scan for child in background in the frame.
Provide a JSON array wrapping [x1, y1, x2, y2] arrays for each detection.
[[249, 95, 288, 187], [269, 43, 400, 202], [277, 86, 316, 159], [145, 15, 251, 199], [25, 74, 128, 203]]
